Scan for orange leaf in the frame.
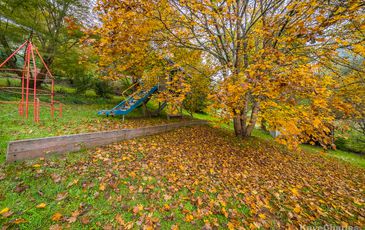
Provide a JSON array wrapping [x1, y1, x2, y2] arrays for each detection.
[[185, 214, 194, 222], [51, 212, 63, 221]]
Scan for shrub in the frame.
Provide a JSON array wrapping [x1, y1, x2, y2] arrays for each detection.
[[73, 74, 94, 94], [93, 79, 112, 98]]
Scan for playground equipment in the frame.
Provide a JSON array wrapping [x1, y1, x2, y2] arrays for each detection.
[[98, 81, 167, 120], [0, 40, 62, 122], [98, 57, 187, 120]]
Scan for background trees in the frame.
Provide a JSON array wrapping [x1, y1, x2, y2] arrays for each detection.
[[0, 0, 100, 90]]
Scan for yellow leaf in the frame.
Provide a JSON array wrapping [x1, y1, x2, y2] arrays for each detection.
[[36, 203, 46, 209], [171, 224, 179, 230], [32, 164, 41, 168], [293, 205, 301, 213], [0, 207, 10, 214], [164, 204, 171, 211], [51, 212, 63, 221], [291, 188, 300, 196], [227, 222, 235, 230], [99, 183, 106, 191], [129, 171, 137, 178], [185, 214, 194, 222], [258, 213, 266, 219]]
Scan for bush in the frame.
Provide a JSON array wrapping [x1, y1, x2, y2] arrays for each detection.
[[335, 136, 365, 154], [93, 79, 113, 98], [72, 74, 94, 93], [183, 93, 208, 116]]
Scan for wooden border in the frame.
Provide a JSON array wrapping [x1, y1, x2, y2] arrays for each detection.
[[6, 120, 207, 162]]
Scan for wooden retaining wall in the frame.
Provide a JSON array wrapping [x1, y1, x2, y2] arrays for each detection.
[[6, 120, 207, 162]]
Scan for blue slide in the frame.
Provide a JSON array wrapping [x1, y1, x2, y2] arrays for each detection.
[[98, 85, 159, 116]]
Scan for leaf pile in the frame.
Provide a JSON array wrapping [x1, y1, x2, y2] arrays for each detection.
[[0, 126, 364, 228]]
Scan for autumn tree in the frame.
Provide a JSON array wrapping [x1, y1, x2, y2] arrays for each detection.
[[94, 0, 364, 147], [93, 1, 210, 112]]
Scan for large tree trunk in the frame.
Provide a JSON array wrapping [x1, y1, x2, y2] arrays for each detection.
[[233, 100, 260, 138]]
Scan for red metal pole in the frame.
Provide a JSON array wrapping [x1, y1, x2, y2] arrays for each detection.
[[36, 98, 40, 122], [33, 46, 54, 79], [51, 79, 54, 118], [25, 43, 31, 119], [19, 50, 28, 116], [30, 42, 38, 122], [0, 41, 28, 68]]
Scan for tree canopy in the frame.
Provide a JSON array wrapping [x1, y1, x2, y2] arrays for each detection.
[[93, 0, 365, 148]]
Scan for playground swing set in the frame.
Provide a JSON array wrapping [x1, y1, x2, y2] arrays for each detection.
[[0, 40, 62, 123]]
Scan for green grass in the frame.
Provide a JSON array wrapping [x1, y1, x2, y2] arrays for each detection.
[[0, 90, 364, 228], [0, 140, 250, 229], [301, 144, 365, 168], [191, 112, 365, 169], [0, 88, 173, 164]]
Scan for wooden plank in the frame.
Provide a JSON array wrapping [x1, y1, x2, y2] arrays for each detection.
[[6, 120, 208, 162]]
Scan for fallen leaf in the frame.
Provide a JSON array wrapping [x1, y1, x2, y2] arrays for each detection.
[[185, 214, 194, 222], [115, 214, 125, 225], [80, 216, 90, 225], [52, 212, 63, 221], [103, 224, 113, 230], [0, 172, 5, 180], [227, 222, 235, 230], [13, 218, 27, 224], [56, 192, 68, 201], [36, 203, 47, 209], [0, 207, 9, 214], [202, 223, 212, 230], [163, 194, 172, 201], [14, 183, 29, 193], [258, 213, 266, 219], [51, 174, 62, 183], [163, 204, 171, 211], [67, 179, 79, 188], [2, 210, 14, 218], [129, 171, 137, 178], [291, 188, 300, 196], [49, 224, 62, 230], [293, 205, 301, 213], [133, 204, 143, 214], [67, 216, 77, 223]]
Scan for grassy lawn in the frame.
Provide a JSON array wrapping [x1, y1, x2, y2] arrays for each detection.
[[0, 92, 364, 228], [191, 112, 365, 169], [0, 93, 181, 164], [0, 126, 364, 229]]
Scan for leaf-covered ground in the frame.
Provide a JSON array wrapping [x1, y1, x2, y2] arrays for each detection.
[[0, 126, 364, 229], [0, 103, 188, 163]]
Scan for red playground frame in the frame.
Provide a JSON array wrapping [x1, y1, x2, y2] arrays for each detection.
[[0, 40, 62, 123]]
